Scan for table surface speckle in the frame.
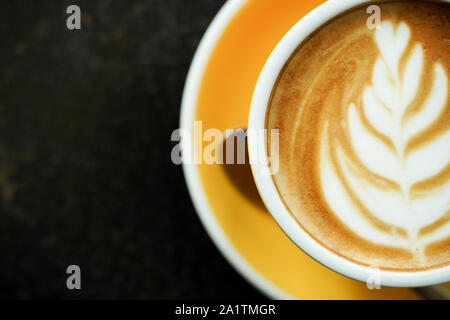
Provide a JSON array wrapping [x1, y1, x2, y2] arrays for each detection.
[[0, 0, 264, 299]]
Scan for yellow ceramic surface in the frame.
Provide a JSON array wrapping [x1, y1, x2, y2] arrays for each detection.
[[194, 0, 446, 299]]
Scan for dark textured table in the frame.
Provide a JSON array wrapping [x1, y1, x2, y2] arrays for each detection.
[[0, 0, 263, 299]]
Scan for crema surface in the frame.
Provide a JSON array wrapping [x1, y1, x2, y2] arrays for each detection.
[[267, 1, 450, 270]]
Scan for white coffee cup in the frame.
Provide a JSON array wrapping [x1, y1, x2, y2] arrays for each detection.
[[247, 0, 450, 288]]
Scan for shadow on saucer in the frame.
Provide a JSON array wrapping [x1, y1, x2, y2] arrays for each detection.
[[218, 129, 267, 211]]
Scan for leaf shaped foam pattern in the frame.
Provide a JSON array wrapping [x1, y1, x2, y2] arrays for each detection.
[[319, 21, 450, 265]]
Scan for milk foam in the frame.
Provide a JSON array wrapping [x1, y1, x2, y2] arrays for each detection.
[[267, 1, 450, 269], [319, 21, 450, 261]]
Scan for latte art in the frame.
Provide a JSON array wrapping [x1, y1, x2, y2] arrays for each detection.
[[267, 1, 450, 269], [320, 21, 449, 264]]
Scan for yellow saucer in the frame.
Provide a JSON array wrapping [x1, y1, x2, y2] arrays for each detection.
[[185, 0, 446, 299]]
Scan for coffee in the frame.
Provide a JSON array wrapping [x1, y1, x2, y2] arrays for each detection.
[[267, 0, 449, 270]]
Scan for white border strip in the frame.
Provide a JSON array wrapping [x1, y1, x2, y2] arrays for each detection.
[[180, 0, 293, 299]]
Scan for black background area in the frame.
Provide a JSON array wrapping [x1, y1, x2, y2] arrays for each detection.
[[0, 0, 264, 299]]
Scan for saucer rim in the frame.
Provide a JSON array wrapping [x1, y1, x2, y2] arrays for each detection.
[[180, 0, 293, 299]]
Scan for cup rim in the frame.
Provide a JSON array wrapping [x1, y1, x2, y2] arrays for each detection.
[[247, 0, 450, 287]]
